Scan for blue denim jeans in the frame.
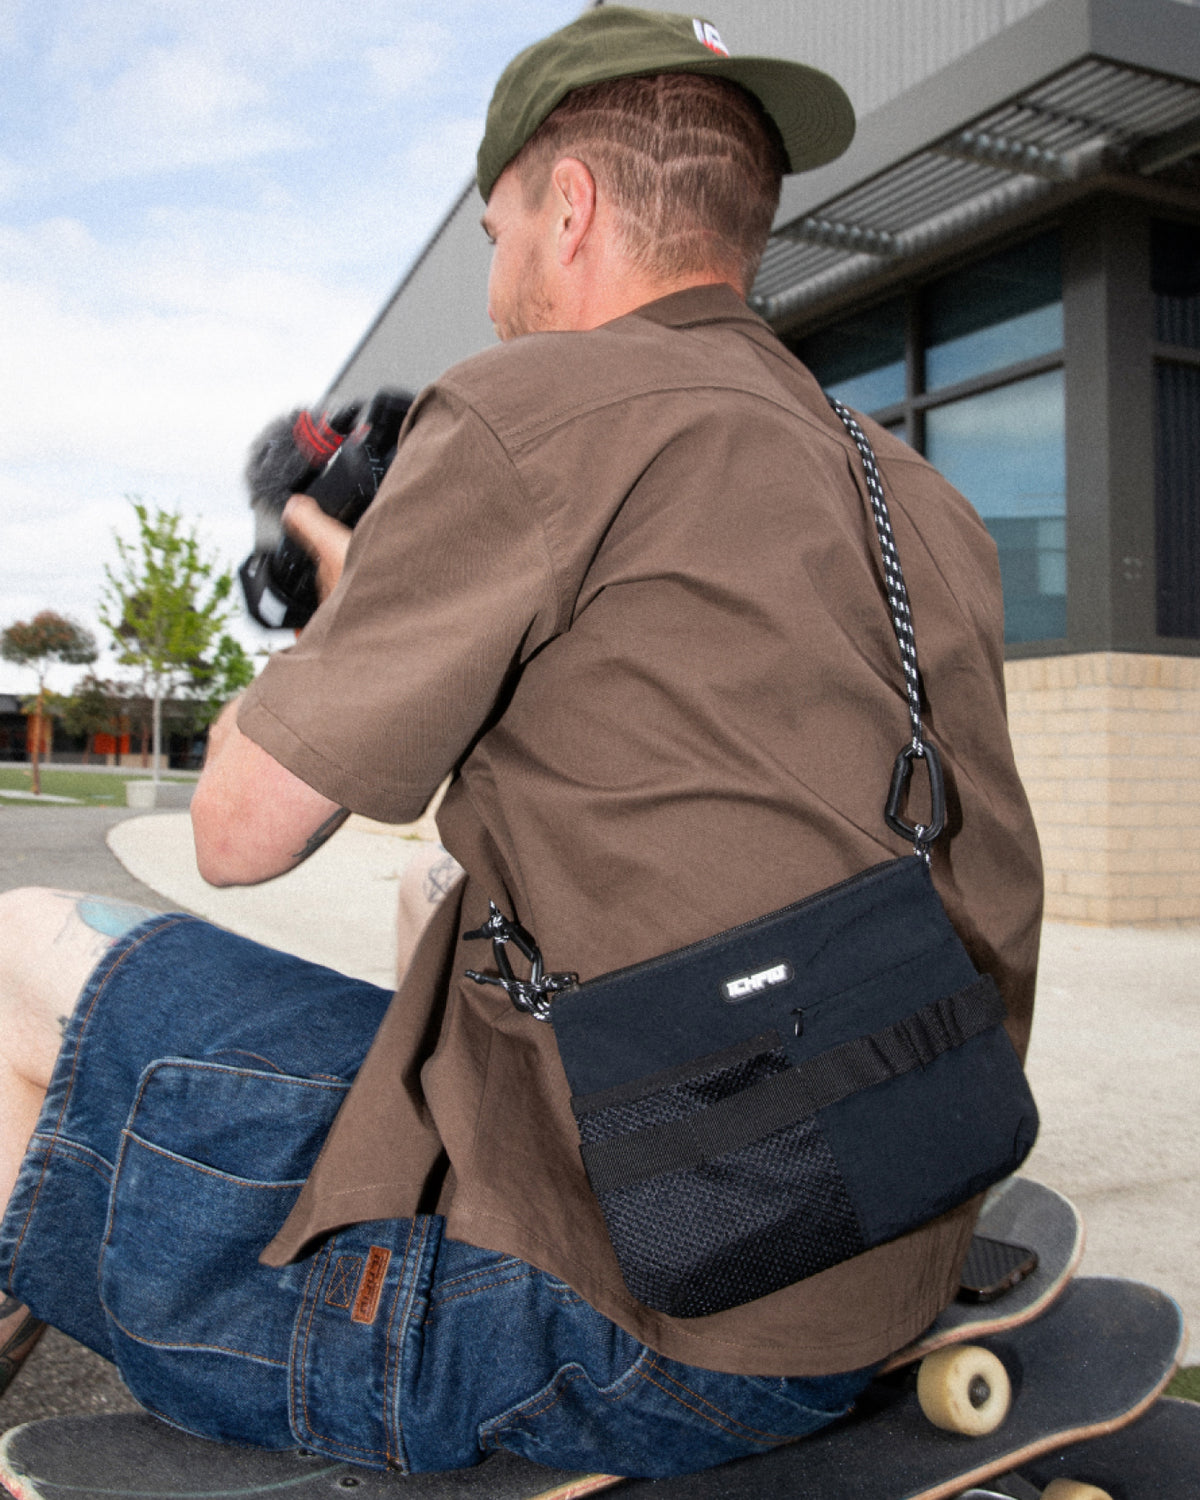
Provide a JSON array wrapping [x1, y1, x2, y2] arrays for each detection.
[[0, 915, 872, 1476]]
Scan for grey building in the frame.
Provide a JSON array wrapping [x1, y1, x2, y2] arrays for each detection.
[[0, 693, 25, 761], [325, 0, 1200, 924]]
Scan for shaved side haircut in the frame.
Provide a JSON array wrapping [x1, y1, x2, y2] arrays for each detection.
[[512, 72, 787, 292]]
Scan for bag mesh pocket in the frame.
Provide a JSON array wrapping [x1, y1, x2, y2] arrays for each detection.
[[575, 1043, 790, 1143], [572, 1038, 865, 1318]]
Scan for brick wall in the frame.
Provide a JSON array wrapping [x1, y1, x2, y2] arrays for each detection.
[[1004, 653, 1200, 925]]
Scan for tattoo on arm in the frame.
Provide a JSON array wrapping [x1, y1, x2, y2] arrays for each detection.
[[292, 808, 350, 864], [50, 893, 158, 951], [424, 851, 463, 903]]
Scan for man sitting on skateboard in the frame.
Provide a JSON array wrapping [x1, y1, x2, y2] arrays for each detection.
[[0, 7, 1042, 1478]]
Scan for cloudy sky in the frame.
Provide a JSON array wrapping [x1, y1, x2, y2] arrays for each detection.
[[0, 0, 583, 693]]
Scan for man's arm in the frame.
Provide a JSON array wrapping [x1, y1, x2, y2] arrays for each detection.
[[191, 695, 348, 887], [191, 492, 357, 888]]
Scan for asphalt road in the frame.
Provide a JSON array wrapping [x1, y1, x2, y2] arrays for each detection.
[[0, 805, 175, 1427]]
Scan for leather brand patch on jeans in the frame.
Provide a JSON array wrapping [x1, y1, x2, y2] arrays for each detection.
[[352, 1248, 391, 1325]]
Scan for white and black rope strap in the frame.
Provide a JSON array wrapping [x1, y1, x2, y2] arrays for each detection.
[[827, 397, 945, 856]]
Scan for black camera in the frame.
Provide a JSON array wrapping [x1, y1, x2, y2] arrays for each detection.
[[239, 388, 412, 630]]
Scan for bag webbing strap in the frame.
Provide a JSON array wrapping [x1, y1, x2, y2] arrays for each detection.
[[578, 974, 1004, 1195]]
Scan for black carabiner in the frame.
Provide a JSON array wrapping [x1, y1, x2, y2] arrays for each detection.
[[463, 902, 577, 1022], [885, 740, 946, 854]]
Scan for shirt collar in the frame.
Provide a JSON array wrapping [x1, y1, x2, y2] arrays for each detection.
[[624, 282, 771, 333]]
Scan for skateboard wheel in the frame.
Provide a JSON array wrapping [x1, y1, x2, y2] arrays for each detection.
[[1040, 1482, 1114, 1500], [916, 1344, 1011, 1435]]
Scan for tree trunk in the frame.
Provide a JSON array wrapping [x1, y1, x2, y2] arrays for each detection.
[[152, 685, 163, 787], [28, 687, 43, 796]]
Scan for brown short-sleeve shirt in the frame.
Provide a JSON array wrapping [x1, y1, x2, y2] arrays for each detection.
[[241, 284, 1042, 1377]]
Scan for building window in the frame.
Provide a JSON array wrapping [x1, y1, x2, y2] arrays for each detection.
[[800, 298, 906, 413], [1152, 220, 1200, 640], [924, 236, 1063, 390], [792, 232, 1065, 646], [926, 370, 1066, 643]]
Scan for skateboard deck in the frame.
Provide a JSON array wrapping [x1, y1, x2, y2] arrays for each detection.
[[881, 1175, 1084, 1373], [1004, 1394, 1200, 1500], [0, 1278, 1182, 1500], [609, 1276, 1185, 1498], [0, 1424, 619, 1500]]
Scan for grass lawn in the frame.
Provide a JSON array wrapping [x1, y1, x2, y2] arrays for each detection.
[[1169, 1364, 1200, 1403], [0, 765, 194, 807]]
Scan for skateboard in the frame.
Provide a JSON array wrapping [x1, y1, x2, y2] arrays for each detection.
[[1009, 1394, 1200, 1499], [0, 1420, 620, 1500], [609, 1277, 1186, 1499], [0, 1277, 1183, 1500], [881, 1176, 1083, 1376]]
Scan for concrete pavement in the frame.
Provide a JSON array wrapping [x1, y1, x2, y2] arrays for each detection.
[[106, 810, 434, 990]]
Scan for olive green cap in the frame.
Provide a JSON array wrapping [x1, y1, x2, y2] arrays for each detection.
[[477, 6, 856, 201]]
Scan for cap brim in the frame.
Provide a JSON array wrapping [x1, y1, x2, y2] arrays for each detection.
[[686, 55, 856, 174]]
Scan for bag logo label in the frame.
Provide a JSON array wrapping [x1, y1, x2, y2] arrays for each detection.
[[722, 961, 793, 1003], [693, 20, 730, 56]]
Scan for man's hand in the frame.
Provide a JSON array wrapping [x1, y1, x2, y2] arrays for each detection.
[[283, 493, 352, 604], [192, 695, 348, 887]]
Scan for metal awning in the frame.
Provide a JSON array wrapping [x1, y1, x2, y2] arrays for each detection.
[[753, 53, 1200, 324]]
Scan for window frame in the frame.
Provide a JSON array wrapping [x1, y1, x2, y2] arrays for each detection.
[[782, 200, 1200, 660], [790, 230, 1068, 650]]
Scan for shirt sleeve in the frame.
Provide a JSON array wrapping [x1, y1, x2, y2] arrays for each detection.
[[238, 385, 561, 823]]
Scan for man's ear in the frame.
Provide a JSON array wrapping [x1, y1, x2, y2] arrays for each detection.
[[550, 156, 597, 266]]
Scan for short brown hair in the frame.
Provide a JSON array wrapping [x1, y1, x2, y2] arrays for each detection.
[[511, 72, 786, 292]]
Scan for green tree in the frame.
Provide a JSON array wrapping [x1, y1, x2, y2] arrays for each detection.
[[100, 500, 237, 786], [1, 611, 98, 794], [187, 633, 256, 729], [59, 673, 130, 762]]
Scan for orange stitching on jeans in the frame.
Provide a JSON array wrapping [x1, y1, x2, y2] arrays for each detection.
[[383, 1217, 423, 1469], [102, 1305, 289, 1367], [23, 1138, 110, 1183], [480, 1367, 589, 1450], [645, 1357, 791, 1436], [425, 1267, 536, 1319], [634, 1362, 785, 1447], [324, 1257, 362, 1310], [118, 1133, 309, 1190], [293, 1240, 387, 1462], [434, 1255, 524, 1295]]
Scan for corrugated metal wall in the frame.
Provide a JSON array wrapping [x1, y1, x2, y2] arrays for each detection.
[[673, 0, 1053, 120], [328, 0, 1062, 399], [326, 184, 495, 405]]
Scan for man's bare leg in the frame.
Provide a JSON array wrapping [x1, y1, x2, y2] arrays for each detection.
[[0, 887, 158, 1396]]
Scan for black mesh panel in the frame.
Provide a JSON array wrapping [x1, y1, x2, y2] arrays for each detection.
[[594, 1118, 864, 1317], [574, 1041, 864, 1317]]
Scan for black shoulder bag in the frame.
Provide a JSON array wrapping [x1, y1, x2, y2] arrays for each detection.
[[464, 400, 1038, 1319]]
